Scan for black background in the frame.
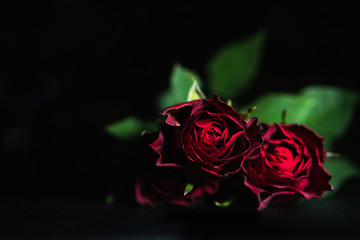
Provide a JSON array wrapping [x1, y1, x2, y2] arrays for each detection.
[[1, 1, 360, 238]]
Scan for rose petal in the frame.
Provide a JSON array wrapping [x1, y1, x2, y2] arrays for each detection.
[[245, 117, 263, 156], [151, 131, 185, 168], [282, 124, 325, 163], [161, 100, 200, 126]]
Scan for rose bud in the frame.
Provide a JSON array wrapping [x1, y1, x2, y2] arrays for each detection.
[[135, 166, 219, 206], [242, 123, 333, 210]]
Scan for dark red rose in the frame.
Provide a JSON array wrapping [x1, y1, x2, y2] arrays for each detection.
[[135, 166, 219, 206], [153, 95, 262, 178], [243, 123, 332, 210]]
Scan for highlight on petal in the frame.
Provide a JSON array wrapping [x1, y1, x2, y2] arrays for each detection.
[[242, 123, 332, 209]]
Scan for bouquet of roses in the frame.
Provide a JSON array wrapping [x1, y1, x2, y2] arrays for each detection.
[[135, 93, 333, 210], [106, 30, 359, 210]]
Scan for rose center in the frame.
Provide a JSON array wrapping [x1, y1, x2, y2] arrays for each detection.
[[202, 127, 222, 145], [204, 129, 220, 141], [194, 117, 231, 152], [274, 147, 292, 161], [268, 145, 300, 173]]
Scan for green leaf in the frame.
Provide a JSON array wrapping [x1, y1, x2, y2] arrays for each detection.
[[207, 29, 267, 98], [322, 156, 360, 198], [157, 64, 204, 110], [242, 85, 359, 149], [105, 116, 157, 140], [184, 183, 194, 196], [214, 197, 235, 207]]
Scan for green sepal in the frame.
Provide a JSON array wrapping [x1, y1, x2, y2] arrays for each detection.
[[187, 77, 206, 101], [105, 116, 158, 140], [214, 197, 235, 207], [157, 64, 204, 110], [184, 183, 194, 196], [239, 106, 257, 120]]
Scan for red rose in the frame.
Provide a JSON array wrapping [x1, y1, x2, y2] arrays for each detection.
[[135, 165, 219, 206], [243, 123, 332, 210], [153, 95, 262, 178]]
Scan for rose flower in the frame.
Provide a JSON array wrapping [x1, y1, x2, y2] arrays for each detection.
[[242, 123, 333, 210], [136, 95, 262, 205], [135, 166, 219, 206], [155, 95, 262, 177]]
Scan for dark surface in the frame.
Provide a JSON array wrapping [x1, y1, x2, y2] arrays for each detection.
[[1, 197, 359, 239], [1, 2, 360, 239]]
